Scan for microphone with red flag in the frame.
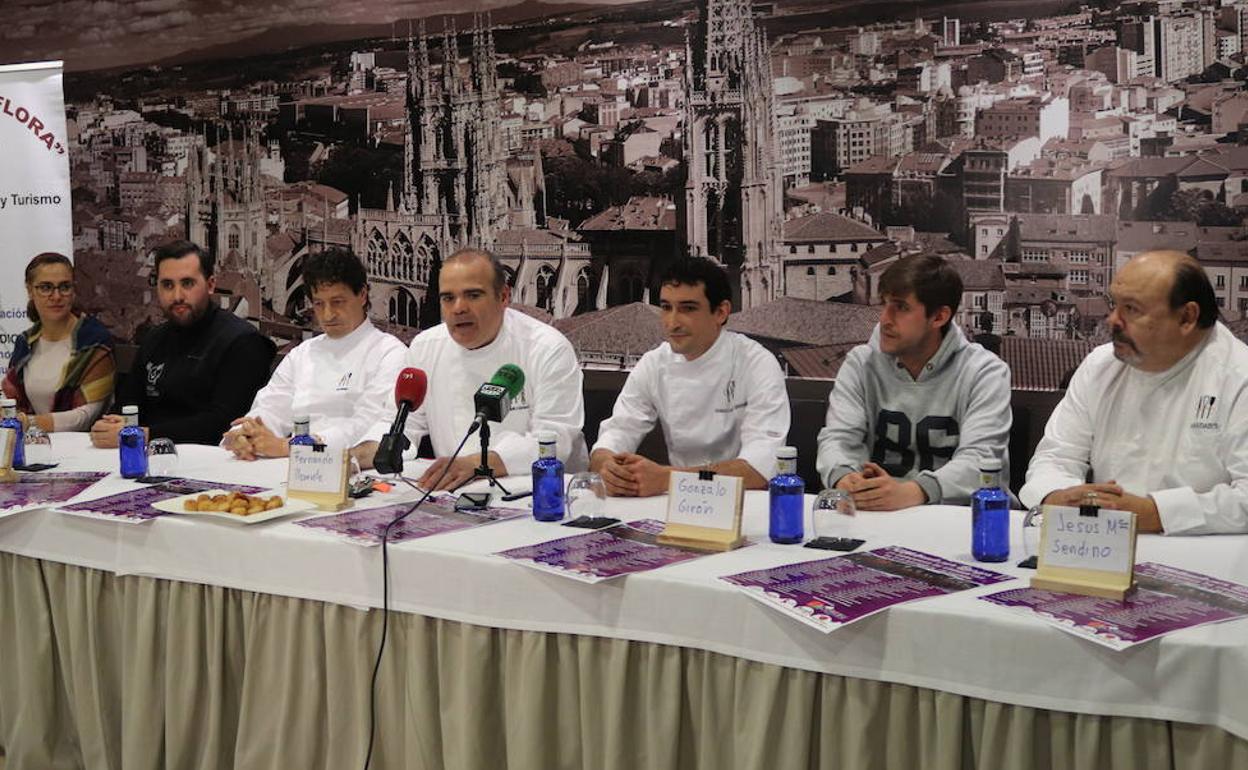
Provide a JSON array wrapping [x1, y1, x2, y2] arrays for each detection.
[[374, 367, 427, 475]]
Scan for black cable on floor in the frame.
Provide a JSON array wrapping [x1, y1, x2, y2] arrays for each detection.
[[363, 426, 475, 769]]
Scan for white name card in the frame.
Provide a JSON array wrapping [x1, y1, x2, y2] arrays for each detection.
[[288, 443, 347, 494], [1041, 506, 1134, 574], [0, 427, 13, 470], [666, 471, 742, 531]]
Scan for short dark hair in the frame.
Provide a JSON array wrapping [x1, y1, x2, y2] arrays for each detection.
[[1170, 260, 1218, 329], [302, 247, 367, 294], [25, 252, 75, 322], [444, 248, 508, 294], [660, 257, 732, 311], [878, 255, 963, 331], [153, 239, 214, 278]]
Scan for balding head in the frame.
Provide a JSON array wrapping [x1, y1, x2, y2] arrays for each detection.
[[443, 248, 507, 295], [1108, 250, 1217, 372], [1120, 250, 1217, 329]]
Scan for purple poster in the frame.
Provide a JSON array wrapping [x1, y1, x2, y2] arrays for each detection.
[[57, 479, 265, 524], [979, 562, 1248, 651], [721, 546, 1013, 633], [0, 472, 109, 518], [495, 518, 721, 584], [297, 494, 524, 546]]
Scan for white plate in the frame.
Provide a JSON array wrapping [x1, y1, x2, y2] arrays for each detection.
[[151, 489, 317, 524]]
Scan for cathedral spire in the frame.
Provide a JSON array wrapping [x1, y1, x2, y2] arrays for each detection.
[[480, 12, 498, 94], [416, 19, 429, 84], [443, 19, 460, 95], [406, 19, 415, 77], [681, 0, 781, 309], [485, 11, 496, 80]]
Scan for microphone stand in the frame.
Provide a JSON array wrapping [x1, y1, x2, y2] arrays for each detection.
[[463, 418, 512, 495]]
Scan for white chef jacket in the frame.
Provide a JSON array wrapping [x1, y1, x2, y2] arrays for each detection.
[[1020, 322, 1248, 535], [593, 330, 790, 478], [372, 308, 587, 473], [240, 319, 407, 450]]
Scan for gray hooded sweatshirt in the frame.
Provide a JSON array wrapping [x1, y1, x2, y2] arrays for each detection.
[[815, 322, 1012, 505]]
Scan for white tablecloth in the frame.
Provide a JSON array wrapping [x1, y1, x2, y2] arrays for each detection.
[[2, 434, 1246, 741]]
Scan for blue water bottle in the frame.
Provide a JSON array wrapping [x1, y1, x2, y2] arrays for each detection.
[[971, 458, 1010, 562], [531, 430, 564, 522], [0, 399, 24, 468], [119, 405, 149, 479], [289, 416, 317, 447], [769, 446, 805, 544]]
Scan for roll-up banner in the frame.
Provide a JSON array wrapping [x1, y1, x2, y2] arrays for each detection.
[[0, 60, 73, 377]]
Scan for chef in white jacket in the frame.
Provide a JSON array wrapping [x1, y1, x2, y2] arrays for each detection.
[[591, 257, 790, 497], [224, 248, 407, 459], [358, 248, 587, 490], [1021, 250, 1248, 535]]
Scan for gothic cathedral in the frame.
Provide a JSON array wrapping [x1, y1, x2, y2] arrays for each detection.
[[354, 18, 536, 329], [681, 0, 782, 309]]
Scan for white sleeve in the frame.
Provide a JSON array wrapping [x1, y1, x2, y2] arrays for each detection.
[[491, 339, 585, 475], [319, 337, 409, 451], [50, 399, 107, 432], [592, 356, 658, 456], [1153, 390, 1248, 535], [242, 347, 295, 437], [735, 349, 790, 479], [815, 350, 872, 488], [1018, 358, 1097, 509]]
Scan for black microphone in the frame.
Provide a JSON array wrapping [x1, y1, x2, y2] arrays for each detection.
[[472, 363, 525, 427], [374, 368, 428, 475]]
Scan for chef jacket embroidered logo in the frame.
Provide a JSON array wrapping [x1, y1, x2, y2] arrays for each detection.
[[1191, 395, 1219, 430], [511, 389, 529, 411], [335, 372, 353, 391], [715, 378, 745, 414], [145, 362, 164, 396]]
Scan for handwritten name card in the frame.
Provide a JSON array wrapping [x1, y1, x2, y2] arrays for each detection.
[[1032, 504, 1137, 600], [667, 471, 741, 531], [657, 471, 745, 552], [0, 427, 12, 466], [288, 443, 350, 510], [0, 427, 15, 481], [1042, 506, 1134, 574]]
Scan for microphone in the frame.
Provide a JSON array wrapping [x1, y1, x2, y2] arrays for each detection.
[[473, 364, 525, 426], [374, 367, 428, 475]]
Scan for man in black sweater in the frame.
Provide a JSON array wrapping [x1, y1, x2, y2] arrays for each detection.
[[90, 240, 275, 447]]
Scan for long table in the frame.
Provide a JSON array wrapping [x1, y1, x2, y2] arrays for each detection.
[[1, 434, 1246, 769]]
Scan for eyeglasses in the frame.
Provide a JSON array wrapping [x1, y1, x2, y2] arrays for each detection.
[[31, 282, 74, 297]]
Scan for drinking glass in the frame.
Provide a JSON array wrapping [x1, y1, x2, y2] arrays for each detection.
[[812, 488, 857, 540], [565, 472, 607, 519], [1021, 505, 1044, 562], [22, 424, 53, 467], [146, 438, 179, 477]]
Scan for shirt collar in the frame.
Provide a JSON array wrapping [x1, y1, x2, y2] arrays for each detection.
[[320, 317, 374, 350], [460, 310, 510, 360], [671, 328, 731, 369], [1132, 324, 1217, 387]]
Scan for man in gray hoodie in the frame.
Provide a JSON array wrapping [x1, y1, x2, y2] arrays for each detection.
[[816, 255, 1012, 509]]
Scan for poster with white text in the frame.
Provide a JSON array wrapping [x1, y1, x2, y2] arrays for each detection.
[[0, 60, 73, 376]]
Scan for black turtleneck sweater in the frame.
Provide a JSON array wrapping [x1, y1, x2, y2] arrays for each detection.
[[117, 305, 276, 444]]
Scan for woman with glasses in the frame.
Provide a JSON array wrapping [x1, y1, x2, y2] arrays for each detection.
[[1, 253, 115, 432]]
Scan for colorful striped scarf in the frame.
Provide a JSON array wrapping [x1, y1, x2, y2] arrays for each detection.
[[3, 315, 115, 416]]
